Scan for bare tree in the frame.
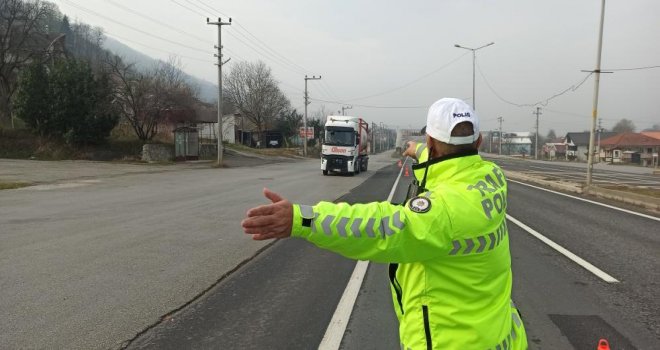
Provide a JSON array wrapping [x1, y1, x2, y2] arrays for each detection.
[[312, 104, 332, 120], [108, 55, 197, 140], [0, 0, 51, 125], [612, 118, 636, 133], [223, 61, 290, 143]]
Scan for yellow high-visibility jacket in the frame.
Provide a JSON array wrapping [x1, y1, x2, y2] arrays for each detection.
[[291, 151, 527, 349]]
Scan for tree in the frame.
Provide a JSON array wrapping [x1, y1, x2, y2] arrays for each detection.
[[49, 59, 118, 144], [0, 0, 52, 126], [108, 55, 197, 140], [546, 129, 557, 140], [643, 123, 660, 131], [312, 104, 332, 120], [224, 61, 290, 143], [13, 61, 51, 135], [14, 58, 118, 144], [612, 118, 636, 133], [274, 109, 302, 147]]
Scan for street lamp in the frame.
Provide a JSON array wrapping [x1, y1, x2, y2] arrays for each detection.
[[454, 42, 494, 110]]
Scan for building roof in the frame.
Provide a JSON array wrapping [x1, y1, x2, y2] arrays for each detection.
[[565, 131, 618, 146], [599, 132, 660, 148], [641, 131, 660, 140]]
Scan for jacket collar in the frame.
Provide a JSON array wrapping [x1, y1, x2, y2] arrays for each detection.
[[412, 150, 481, 187]]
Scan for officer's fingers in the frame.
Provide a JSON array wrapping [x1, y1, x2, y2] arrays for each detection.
[[263, 188, 284, 203], [256, 225, 291, 240], [246, 204, 276, 217], [241, 214, 277, 229]]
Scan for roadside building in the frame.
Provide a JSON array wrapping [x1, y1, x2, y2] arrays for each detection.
[[565, 131, 618, 162], [500, 132, 532, 156], [542, 137, 567, 160], [641, 131, 660, 140], [599, 132, 660, 167]]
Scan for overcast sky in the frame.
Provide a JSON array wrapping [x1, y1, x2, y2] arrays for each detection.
[[52, 0, 660, 136]]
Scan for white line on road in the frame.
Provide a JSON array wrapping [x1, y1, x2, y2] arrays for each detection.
[[319, 157, 408, 350], [509, 179, 660, 222], [506, 214, 620, 283]]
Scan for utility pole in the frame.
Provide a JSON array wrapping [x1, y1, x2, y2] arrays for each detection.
[[207, 17, 231, 166], [533, 107, 542, 159], [497, 117, 503, 155], [586, 0, 607, 187], [304, 75, 321, 157], [341, 105, 352, 116]]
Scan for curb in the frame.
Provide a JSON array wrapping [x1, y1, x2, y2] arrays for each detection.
[[504, 171, 660, 212]]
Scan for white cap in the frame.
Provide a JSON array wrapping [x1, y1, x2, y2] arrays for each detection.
[[425, 98, 479, 145]]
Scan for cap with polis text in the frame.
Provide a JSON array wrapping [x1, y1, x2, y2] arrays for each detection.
[[425, 98, 479, 145]]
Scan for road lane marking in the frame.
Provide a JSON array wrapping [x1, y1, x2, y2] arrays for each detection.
[[319, 158, 408, 350], [509, 179, 660, 222], [506, 214, 620, 283]]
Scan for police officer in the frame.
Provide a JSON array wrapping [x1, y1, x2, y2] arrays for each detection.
[[241, 98, 527, 350]]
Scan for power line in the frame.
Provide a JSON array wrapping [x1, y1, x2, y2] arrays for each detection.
[[192, 0, 311, 73], [170, 0, 310, 76], [106, 0, 208, 46], [61, 0, 210, 55], [477, 61, 594, 108], [103, 1, 246, 62], [319, 80, 342, 101], [168, 0, 206, 17], [310, 97, 427, 109], [224, 25, 307, 75], [175, 0, 309, 75], [602, 65, 660, 71], [341, 52, 470, 102], [104, 31, 214, 64], [544, 108, 589, 118]]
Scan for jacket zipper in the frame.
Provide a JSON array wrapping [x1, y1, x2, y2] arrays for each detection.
[[388, 263, 404, 315], [422, 305, 432, 350]]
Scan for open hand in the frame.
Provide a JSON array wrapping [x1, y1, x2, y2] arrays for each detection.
[[241, 188, 293, 241]]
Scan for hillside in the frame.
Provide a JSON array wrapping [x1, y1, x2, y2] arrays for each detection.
[[103, 37, 218, 104]]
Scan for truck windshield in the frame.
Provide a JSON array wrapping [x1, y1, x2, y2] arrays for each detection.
[[324, 127, 355, 146]]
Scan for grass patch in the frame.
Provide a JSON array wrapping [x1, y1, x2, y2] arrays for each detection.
[[0, 128, 145, 161], [601, 185, 660, 199], [225, 143, 304, 158], [0, 182, 31, 190]]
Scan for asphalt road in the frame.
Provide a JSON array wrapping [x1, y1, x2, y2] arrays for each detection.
[[126, 157, 659, 350], [2, 154, 658, 349], [0, 152, 396, 349]]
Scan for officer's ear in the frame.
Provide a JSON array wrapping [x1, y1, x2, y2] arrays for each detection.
[[475, 133, 483, 149]]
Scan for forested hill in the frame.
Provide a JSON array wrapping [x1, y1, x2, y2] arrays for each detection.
[[103, 37, 218, 104]]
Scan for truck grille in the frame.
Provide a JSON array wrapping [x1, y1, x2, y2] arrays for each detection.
[[325, 155, 350, 172]]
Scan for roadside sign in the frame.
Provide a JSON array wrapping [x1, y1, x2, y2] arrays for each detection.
[[299, 127, 314, 139]]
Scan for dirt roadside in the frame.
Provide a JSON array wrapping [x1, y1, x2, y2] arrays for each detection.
[[0, 149, 298, 187], [504, 170, 660, 215]]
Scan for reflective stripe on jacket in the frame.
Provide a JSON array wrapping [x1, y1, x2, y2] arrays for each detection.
[[291, 153, 527, 349]]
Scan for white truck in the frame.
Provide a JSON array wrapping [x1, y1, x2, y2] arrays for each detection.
[[321, 116, 369, 176]]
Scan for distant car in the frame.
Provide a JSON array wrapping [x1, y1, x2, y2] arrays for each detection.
[[268, 140, 279, 148]]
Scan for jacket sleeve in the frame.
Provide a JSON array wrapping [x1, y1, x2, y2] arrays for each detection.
[[415, 143, 428, 161], [291, 194, 453, 263]]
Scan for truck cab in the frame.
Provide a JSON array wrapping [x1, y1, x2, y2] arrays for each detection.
[[321, 116, 369, 176]]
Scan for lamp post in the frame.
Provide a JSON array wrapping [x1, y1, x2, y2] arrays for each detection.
[[454, 42, 494, 110]]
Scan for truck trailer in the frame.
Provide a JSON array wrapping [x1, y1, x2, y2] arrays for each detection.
[[321, 116, 369, 176]]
